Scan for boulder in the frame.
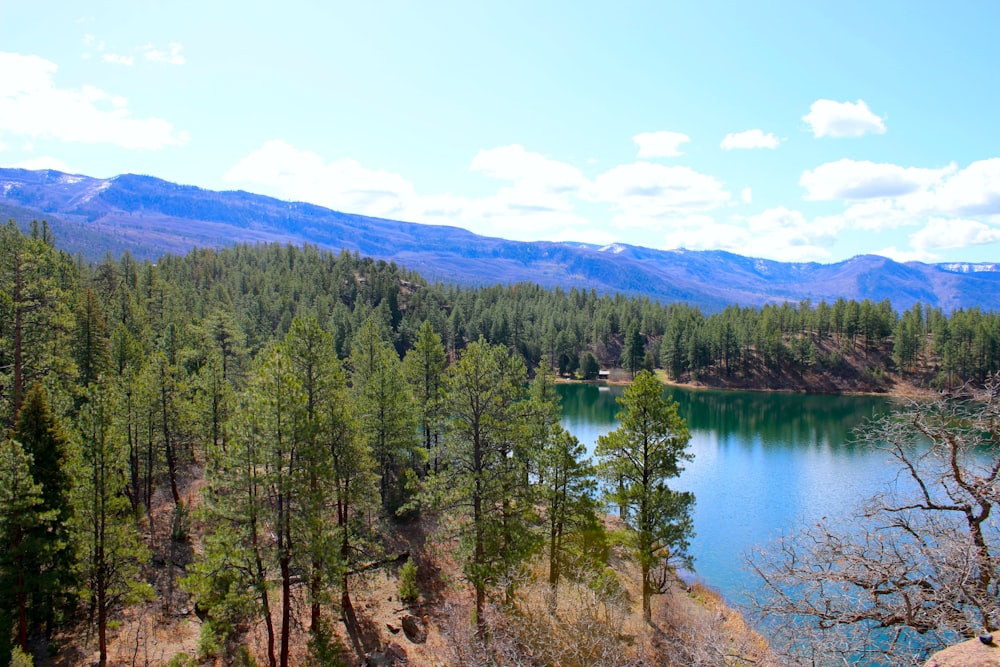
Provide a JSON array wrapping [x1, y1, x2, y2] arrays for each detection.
[[401, 614, 427, 644], [925, 637, 1000, 667]]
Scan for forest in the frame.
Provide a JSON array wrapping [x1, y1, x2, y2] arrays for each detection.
[[2, 218, 1000, 666]]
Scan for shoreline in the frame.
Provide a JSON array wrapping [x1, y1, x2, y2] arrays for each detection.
[[558, 372, 938, 400]]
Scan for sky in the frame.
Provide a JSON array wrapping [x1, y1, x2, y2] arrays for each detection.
[[2, 1, 1000, 265]]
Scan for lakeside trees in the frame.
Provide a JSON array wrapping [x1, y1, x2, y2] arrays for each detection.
[[596, 370, 695, 622], [6, 220, 1000, 663]]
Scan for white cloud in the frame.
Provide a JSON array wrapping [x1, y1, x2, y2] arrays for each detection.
[[462, 144, 595, 237], [102, 53, 134, 66], [11, 156, 71, 172], [927, 158, 1000, 216], [800, 159, 954, 201], [662, 219, 749, 250], [911, 218, 1000, 251], [873, 245, 937, 263], [470, 144, 586, 194], [803, 99, 886, 138], [225, 140, 419, 219], [144, 43, 185, 65], [633, 131, 690, 158], [745, 206, 836, 261], [591, 162, 730, 222], [741, 187, 752, 204], [655, 211, 832, 262], [831, 199, 914, 232], [0, 51, 189, 149], [83, 33, 132, 65], [721, 129, 780, 150]]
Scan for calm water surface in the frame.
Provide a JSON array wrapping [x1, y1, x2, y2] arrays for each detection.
[[557, 383, 895, 601]]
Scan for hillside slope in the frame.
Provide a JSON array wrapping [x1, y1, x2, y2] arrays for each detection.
[[3, 167, 999, 312]]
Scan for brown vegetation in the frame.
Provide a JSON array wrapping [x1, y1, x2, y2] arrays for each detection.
[[33, 480, 766, 667]]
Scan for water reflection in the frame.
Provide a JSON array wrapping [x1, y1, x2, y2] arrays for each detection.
[[556, 383, 896, 599]]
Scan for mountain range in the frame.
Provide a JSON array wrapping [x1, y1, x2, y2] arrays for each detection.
[[2, 167, 997, 313]]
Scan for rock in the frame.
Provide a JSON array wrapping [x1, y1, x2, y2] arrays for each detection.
[[386, 642, 408, 663], [401, 614, 427, 644], [366, 644, 408, 666], [386, 623, 400, 634], [924, 637, 1000, 666]]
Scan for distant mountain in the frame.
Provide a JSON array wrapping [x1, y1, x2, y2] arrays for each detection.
[[2, 167, 998, 313]]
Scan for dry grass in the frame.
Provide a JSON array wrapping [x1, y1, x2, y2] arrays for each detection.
[[653, 581, 775, 667], [40, 478, 771, 667]]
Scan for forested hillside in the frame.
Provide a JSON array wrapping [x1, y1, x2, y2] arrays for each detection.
[[5, 167, 1000, 314], [2, 219, 999, 665]]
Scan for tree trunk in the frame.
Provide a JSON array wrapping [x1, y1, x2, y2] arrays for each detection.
[[279, 554, 291, 667], [12, 256, 24, 419], [641, 561, 651, 623], [160, 374, 181, 507], [251, 520, 276, 667]]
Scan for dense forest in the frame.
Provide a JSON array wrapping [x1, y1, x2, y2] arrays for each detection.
[[2, 219, 999, 666]]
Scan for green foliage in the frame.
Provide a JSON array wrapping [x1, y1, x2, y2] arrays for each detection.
[[72, 381, 154, 667], [233, 646, 259, 667], [10, 383, 75, 633], [435, 340, 537, 629], [7, 221, 1000, 658], [580, 351, 600, 380], [166, 652, 195, 667], [597, 370, 694, 621], [0, 435, 51, 662], [197, 621, 223, 660], [306, 617, 345, 666], [8, 647, 33, 667], [398, 557, 419, 602], [402, 320, 447, 473], [0, 220, 77, 428], [352, 315, 419, 515]]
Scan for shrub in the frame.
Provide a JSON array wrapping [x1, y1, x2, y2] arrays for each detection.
[[9, 647, 34, 667], [399, 557, 419, 602]]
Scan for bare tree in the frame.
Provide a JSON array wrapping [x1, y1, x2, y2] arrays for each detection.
[[747, 376, 1000, 666]]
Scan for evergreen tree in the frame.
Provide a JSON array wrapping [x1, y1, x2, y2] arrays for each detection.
[[538, 428, 598, 598], [580, 351, 600, 380], [596, 370, 694, 622], [72, 288, 109, 388], [74, 382, 152, 667], [12, 384, 75, 632], [621, 324, 645, 379], [0, 221, 75, 427], [0, 437, 49, 659], [351, 315, 419, 515], [437, 340, 535, 636], [402, 320, 447, 473]]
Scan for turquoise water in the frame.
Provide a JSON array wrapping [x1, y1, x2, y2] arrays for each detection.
[[557, 383, 894, 600]]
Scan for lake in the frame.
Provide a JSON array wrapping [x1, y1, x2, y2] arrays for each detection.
[[557, 382, 896, 601]]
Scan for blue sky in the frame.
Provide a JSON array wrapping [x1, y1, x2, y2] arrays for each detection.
[[3, 1, 1000, 264]]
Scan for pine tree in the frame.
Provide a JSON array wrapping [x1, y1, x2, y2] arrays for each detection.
[[402, 320, 447, 473], [0, 437, 49, 660], [351, 315, 418, 515], [73, 288, 110, 388], [538, 428, 598, 598], [437, 340, 536, 636], [74, 382, 152, 667], [596, 370, 694, 622], [0, 221, 75, 427], [12, 384, 75, 633]]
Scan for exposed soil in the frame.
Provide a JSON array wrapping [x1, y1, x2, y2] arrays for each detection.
[[32, 483, 761, 667], [660, 337, 939, 398]]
